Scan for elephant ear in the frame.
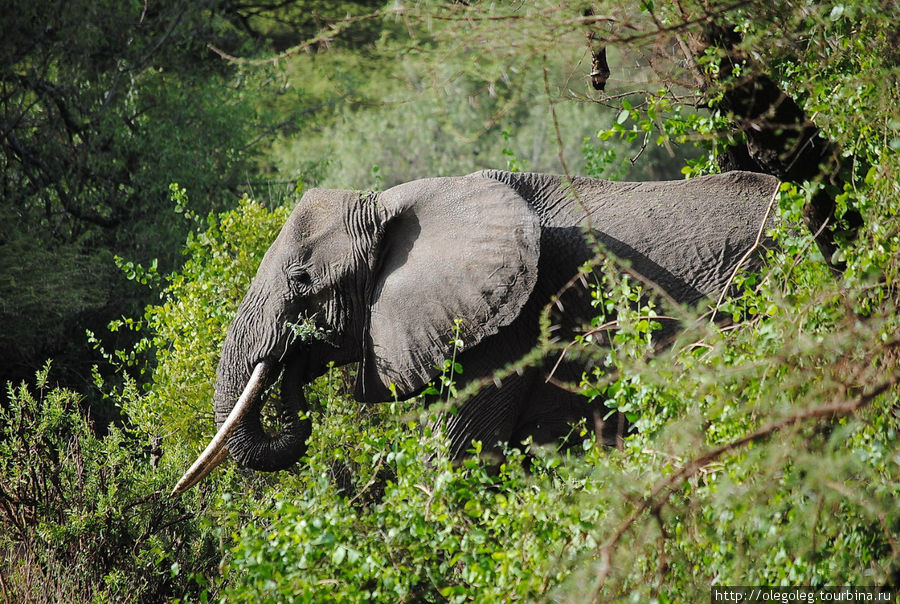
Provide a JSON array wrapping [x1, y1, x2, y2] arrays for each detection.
[[356, 174, 540, 402]]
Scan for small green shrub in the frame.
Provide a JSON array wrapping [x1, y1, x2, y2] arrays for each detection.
[[94, 188, 293, 471], [0, 363, 218, 602]]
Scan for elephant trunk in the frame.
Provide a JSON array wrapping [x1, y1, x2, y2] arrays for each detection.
[[172, 352, 313, 495], [216, 352, 312, 472]]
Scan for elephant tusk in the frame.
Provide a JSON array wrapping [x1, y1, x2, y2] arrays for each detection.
[[171, 361, 273, 495]]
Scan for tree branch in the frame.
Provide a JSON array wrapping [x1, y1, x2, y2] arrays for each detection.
[[590, 374, 898, 598]]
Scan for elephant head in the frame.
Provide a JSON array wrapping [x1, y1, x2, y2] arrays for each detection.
[[172, 175, 542, 493]]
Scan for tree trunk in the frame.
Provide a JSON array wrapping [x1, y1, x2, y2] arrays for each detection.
[[694, 24, 863, 272]]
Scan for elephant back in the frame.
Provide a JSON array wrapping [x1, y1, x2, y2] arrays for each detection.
[[477, 169, 779, 305]]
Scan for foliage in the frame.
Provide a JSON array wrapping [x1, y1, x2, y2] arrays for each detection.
[[267, 46, 612, 190], [0, 363, 217, 602], [217, 428, 616, 602], [99, 188, 292, 465], [0, 0, 315, 393], [2, 0, 900, 601]]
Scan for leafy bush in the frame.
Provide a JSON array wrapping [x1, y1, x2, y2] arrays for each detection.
[[0, 0, 284, 393], [7, 1, 899, 601], [92, 187, 294, 478], [0, 363, 218, 602]]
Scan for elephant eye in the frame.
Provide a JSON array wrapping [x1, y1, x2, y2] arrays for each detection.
[[289, 270, 312, 287]]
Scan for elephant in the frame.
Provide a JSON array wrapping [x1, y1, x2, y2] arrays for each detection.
[[173, 169, 778, 494]]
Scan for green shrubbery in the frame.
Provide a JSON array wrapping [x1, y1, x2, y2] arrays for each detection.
[[117, 189, 293, 465], [0, 363, 218, 602], [2, 1, 899, 601]]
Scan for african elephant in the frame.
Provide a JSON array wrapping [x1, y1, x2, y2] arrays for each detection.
[[173, 169, 778, 493]]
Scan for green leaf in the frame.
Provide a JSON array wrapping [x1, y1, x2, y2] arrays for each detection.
[[332, 546, 346, 565]]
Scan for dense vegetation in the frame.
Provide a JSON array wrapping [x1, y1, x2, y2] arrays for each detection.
[[1, 1, 898, 601]]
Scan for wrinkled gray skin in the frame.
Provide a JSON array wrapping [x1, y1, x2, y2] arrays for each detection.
[[215, 170, 778, 471]]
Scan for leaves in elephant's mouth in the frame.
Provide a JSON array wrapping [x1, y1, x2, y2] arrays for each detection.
[[288, 316, 333, 345]]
